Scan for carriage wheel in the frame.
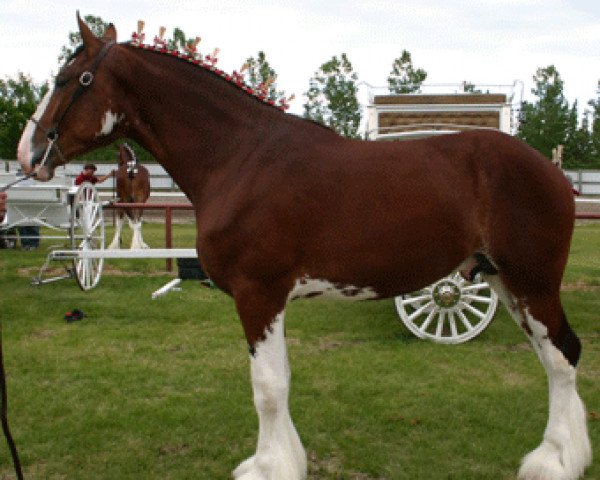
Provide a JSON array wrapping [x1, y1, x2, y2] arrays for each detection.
[[394, 272, 498, 344], [70, 182, 105, 291]]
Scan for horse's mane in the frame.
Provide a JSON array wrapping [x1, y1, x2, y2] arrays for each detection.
[[67, 44, 86, 63], [124, 41, 293, 112], [121, 40, 337, 134]]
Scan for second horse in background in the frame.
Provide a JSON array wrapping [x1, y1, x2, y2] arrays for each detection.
[[108, 143, 150, 249]]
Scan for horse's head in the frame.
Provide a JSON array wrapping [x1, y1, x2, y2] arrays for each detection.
[[18, 13, 123, 180]]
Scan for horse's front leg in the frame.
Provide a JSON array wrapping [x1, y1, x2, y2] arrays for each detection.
[[233, 296, 307, 480], [107, 213, 123, 249]]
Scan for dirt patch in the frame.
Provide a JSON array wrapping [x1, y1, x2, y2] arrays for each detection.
[[506, 342, 533, 352], [18, 265, 171, 278], [307, 451, 386, 480], [101, 265, 171, 277], [157, 443, 191, 456], [561, 281, 600, 292], [318, 335, 366, 351], [18, 266, 65, 277], [30, 329, 56, 339], [575, 199, 600, 215]]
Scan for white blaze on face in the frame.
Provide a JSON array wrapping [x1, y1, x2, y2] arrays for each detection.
[[17, 87, 54, 173], [96, 110, 123, 137]]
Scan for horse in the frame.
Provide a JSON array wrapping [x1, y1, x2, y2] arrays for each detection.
[[15, 14, 591, 480], [107, 143, 150, 249]]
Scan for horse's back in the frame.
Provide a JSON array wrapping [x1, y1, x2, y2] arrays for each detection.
[[198, 129, 574, 297]]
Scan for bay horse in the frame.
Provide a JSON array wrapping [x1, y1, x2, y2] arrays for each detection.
[[107, 142, 150, 249], [16, 14, 591, 480]]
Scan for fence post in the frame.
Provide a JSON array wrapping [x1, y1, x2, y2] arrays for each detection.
[[165, 206, 173, 272]]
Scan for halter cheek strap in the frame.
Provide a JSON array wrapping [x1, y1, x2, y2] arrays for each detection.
[[51, 40, 115, 133], [30, 40, 115, 170]]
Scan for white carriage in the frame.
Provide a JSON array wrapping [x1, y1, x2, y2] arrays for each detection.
[[366, 83, 522, 343], [0, 174, 108, 289], [1, 171, 196, 294], [0, 173, 73, 241]]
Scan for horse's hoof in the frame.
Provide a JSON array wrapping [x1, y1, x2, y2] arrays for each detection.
[[232, 456, 261, 480], [519, 442, 581, 480], [232, 453, 306, 480]]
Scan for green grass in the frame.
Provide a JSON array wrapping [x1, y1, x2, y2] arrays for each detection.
[[0, 223, 599, 479]]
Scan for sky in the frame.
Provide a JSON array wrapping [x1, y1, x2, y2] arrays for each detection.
[[1, 0, 599, 117]]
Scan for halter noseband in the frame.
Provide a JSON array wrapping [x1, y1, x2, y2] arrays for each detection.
[[30, 40, 115, 171]]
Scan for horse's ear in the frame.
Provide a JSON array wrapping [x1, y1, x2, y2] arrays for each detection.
[[103, 23, 117, 43], [76, 11, 102, 56]]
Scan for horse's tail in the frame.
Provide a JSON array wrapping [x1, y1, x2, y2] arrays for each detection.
[[122, 143, 138, 180], [482, 133, 575, 295]]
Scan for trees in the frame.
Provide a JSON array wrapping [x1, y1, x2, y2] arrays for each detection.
[[0, 73, 48, 159], [461, 81, 482, 94], [517, 66, 573, 159], [167, 27, 190, 51], [517, 66, 600, 168], [243, 51, 286, 104], [58, 14, 110, 65], [304, 54, 361, 138], [587, 81, 600, 165], [563, 107, 593, 168], [2, 12, 599, 168], [387, 50, 427, 94]]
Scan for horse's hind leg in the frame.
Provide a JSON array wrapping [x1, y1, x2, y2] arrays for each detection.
[[487, 277, 591, 480], [129, 216, 149, 249], [108, 212, 123, 249], [232, 291, 306, 480]]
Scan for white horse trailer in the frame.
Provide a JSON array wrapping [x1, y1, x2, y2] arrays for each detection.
[[0, 173, 73, 242]]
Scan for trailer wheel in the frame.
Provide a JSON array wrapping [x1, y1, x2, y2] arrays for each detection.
[[70, 182, 105, 291], [394, 272, 498, 344]]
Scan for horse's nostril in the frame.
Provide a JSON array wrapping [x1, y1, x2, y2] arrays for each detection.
[[30, 152, 44, 166]]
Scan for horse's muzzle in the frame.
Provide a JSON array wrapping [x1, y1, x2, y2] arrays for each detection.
[[33, 164, 55, 182]]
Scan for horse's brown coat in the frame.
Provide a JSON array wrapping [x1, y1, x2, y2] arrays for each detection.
[[16, 15, 590, 480], [20, 20, 576, 346]]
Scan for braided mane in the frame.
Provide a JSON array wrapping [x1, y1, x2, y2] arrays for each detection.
[[127, 34, 293, 112]]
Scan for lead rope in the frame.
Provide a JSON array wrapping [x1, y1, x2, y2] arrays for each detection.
[[1, 179, 29, 479], [0, 42, 116, 480], [0, 173, 36, 192], [0, 325, 24, 479]]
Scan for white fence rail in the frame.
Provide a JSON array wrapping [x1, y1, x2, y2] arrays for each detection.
[[564, 171, 600, 195], [3, 160, 600, 196], [1, 160, 180, 191]]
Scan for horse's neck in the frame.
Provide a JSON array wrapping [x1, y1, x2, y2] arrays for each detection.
[[120, 48, 274, 202]]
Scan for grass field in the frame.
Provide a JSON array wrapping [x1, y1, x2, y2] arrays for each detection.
[[0, 223, 598, 479]]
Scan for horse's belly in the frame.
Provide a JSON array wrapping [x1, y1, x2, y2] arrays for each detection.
[[301, 204, 478, 297], [288, 277, 379, 301]]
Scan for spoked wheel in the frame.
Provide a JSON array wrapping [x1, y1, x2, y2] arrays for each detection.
[[70, 182, 104, 291], [394, 272, 498, 344]]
